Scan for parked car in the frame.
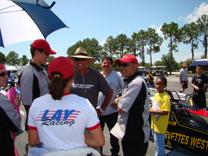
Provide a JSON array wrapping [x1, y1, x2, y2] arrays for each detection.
[[151, 66, 168, 76], [138, 66, 150, 77], [149, 88, 208, 156]]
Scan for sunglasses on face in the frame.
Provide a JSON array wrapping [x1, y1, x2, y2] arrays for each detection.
[[37, 49, 48, 56], [0, 71, 7, 77], [73, 58, 87, 62], [119, 62, 132, 67]]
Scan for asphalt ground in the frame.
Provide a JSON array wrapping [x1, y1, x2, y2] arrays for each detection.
[[15, 75, 204, 156]]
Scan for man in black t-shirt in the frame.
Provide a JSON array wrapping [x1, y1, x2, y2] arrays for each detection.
[[191, 65, 207, 109]]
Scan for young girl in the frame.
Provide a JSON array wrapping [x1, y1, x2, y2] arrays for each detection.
[[150, 76, 170, 156]]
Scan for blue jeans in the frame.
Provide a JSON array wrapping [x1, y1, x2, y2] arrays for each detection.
[[27, 146, 48, 156], [153, 132, 165, 156]]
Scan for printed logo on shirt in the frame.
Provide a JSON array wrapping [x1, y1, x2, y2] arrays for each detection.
[[36, 109, 80, 127], [72, 83, 94, 89]]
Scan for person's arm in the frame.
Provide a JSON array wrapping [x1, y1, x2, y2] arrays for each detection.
[[118, 78, 144, 113], [191, 75, 199, 90], [97, 89, 113, 115], [0, 96, 21, 132], [149, 109, 169, 115], [179, 69, 182, 82], [85, 125, 105, 147], [191, 83, 199, 90], [100, 88, 113, 111], [86, 101, 105, 147], [97, 72, 113, 114], [20, 67, 33, 105], [27, 100, 41, 146], [202, 74, 207, 91], [0, 107, 20, 133], [110, 72, 124, 110], [28, 128, 41, 146]]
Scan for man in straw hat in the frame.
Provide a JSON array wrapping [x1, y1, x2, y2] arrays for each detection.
[[70, 47, 113, 116]]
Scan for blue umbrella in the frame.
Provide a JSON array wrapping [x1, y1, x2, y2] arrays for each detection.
[[0, 0, 67, 47]]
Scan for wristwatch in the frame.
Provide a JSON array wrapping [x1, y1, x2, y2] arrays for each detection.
[[100, 108, 105, 113]]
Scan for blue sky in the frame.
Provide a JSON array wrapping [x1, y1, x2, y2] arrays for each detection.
[[1, 0, 208, 63]]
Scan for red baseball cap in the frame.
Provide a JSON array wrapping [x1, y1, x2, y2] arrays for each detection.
[[0, 64, 5, 70], [31, 39, 56, 55], [48, 57, 74, 80], [115, 54, 138, 64]]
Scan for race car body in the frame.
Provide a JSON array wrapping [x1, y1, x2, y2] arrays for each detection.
[[166, 104, 208, 155]]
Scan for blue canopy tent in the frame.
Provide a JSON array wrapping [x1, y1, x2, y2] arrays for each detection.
[[189, 59, 208, 71], [190, 59, 208, 67]]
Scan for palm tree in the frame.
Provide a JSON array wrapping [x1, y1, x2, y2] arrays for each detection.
[[20, 55, 29, 65], [125, 38, 137, 56], [161, 22, 182, 74], [6, 51, 19, 66], [197, 15, 208, 58], [134, 30, 148, 64], [103, 36, 118, 57], [182, 22, 200, 60], [146, 28, 163, 66], [115, 34, 128, 57]]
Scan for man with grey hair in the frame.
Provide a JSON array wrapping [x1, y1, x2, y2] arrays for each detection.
[[113, 54, 150, 156]]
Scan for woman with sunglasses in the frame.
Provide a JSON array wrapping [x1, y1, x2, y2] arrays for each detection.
[[0, 64, 21, 156]]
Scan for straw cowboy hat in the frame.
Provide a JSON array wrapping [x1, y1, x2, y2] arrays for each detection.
[[70, 47, 96, 63]]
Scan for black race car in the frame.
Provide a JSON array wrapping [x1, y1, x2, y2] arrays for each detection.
[[149, 89, 208, 155]]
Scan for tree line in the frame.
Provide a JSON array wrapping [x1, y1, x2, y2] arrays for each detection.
[[67, 15, 207, 71], [1, 15, 207, 72]]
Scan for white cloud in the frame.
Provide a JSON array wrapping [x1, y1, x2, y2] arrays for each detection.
[[149, 25, 163, 37], [185, 2, 208, 23], [194, 52, 204, 59], [99, 39, 106, 46]]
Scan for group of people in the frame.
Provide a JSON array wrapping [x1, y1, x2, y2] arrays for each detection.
[[0, 39, 150, 156], [0, 38, 207, 156], [21, 39, 151, 156]]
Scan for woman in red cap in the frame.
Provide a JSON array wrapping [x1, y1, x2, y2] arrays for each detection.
[[27, 57, 104, 156]]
